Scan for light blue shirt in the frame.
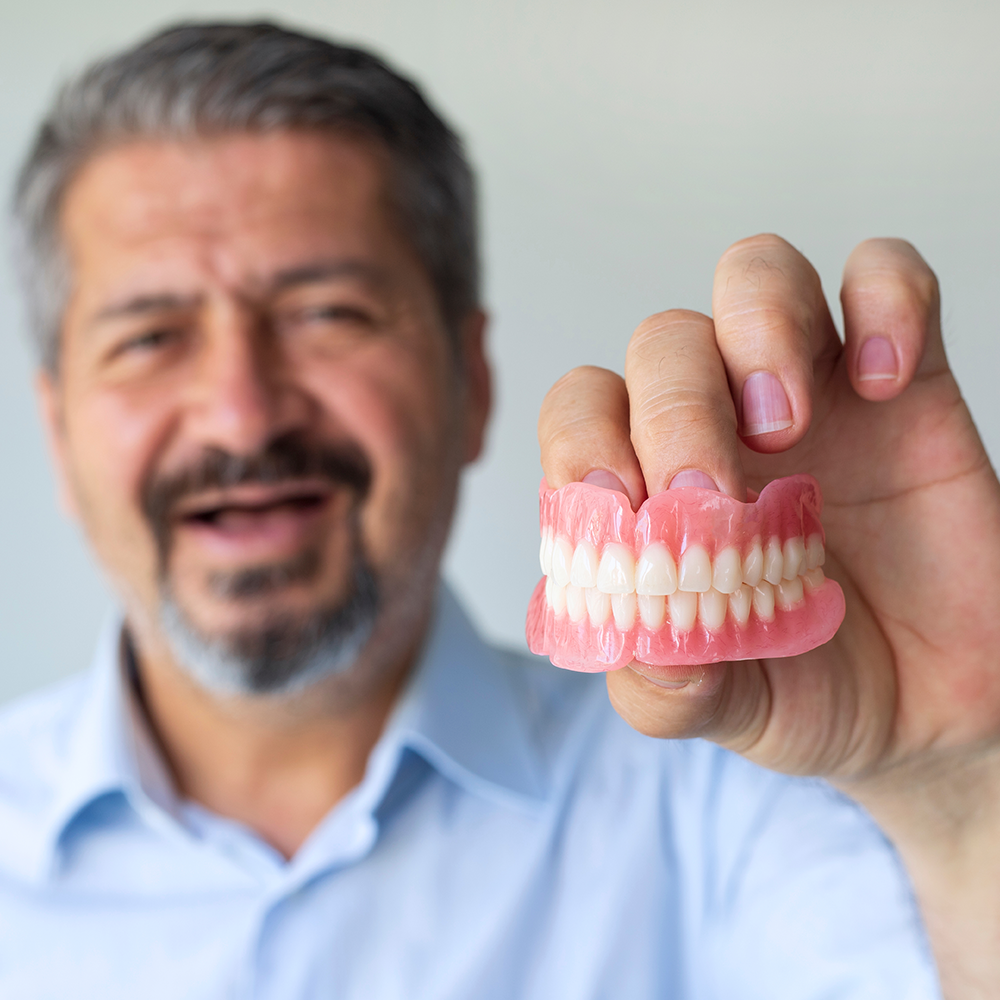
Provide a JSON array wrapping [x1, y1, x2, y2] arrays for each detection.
[[0, 586, 938, 999]]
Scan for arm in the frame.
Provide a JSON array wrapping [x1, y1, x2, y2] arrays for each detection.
[[537, 235, 1000, 997]]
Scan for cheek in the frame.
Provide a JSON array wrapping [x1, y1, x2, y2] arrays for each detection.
[[62, 386, 172, 564], [303, 352, 460, 548], [306, 342, 456, 461]]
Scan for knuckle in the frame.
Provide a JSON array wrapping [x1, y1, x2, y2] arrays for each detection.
[[715, 236, 821, 318], [542, 365, 612, 408], [630, 310, 710, 349], [850, 239, 940, 312], [719, 232, 794, 266], [627, 312, 715, 375]]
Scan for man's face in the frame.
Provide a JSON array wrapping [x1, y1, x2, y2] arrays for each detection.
[[40, 131, 489, 694]]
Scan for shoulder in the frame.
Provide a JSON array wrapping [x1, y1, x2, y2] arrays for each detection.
[[0, 676, 91, 786], [0, 677, 92, 864]]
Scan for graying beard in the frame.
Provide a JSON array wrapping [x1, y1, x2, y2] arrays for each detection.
[[207, 548, 322, 600], [158, 557, 379, 697]]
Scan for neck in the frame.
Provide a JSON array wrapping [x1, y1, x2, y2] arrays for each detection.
[[129, 629, 418, 860]]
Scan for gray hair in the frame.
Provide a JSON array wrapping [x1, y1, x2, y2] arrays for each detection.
[[10, 21, 480, 373]]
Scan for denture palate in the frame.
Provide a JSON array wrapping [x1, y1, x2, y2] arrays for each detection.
[[540, 529, 826, 631]]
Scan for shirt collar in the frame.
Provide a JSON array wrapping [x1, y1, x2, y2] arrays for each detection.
[[35, 618, 183, 879], [34, 582, 547, 879], [384, 584, 547, 809]]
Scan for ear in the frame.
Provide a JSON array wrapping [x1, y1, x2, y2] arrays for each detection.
[[459, 308, 492, 465], [35, 370, 82, 521]]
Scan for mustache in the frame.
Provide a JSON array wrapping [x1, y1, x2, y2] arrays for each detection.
[[141, 434, 372, 563]]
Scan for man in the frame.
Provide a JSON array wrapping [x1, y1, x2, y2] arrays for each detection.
[[1, 18, 988, 998]]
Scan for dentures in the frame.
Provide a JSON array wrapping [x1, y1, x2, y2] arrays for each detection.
[[525, 474, 845, 672]]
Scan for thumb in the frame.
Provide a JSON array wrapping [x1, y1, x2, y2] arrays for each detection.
[[606, 658, 772, 750], [606, 576, 896, 779]]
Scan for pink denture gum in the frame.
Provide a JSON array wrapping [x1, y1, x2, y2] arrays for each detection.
[[526, 474, 845, 672]]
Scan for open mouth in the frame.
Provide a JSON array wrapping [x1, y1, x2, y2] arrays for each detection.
[[173, 480, 336, 543], [185, 494, 327, 529]]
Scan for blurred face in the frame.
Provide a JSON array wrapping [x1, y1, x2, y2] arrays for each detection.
[[40, 131, 489, 695]]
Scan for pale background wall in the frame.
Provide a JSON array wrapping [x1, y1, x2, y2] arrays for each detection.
[[2, 0, 999, 703]]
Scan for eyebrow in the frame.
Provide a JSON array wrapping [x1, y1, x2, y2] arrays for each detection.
[[92, 292, 203, 323], [267, 259, 388, 293], [90, 260, 388, 326]]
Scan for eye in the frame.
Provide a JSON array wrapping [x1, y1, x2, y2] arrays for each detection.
[[115, 327, 179, 355], [299, 303, 374, 325]]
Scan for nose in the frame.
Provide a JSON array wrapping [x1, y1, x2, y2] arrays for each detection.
[[184, 299, 313, 455]]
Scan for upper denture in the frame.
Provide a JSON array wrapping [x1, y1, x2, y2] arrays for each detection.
[[527, 474, 845, 672]]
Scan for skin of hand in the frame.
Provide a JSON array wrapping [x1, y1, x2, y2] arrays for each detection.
[[538, 235, 1000, 996]]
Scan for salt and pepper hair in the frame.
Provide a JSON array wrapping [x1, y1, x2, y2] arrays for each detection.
[[10, 21, 480, 373]]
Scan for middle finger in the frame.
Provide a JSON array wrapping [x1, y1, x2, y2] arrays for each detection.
[[624, 309, 745, 500]]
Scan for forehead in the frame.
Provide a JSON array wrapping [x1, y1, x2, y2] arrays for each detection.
[[60, 130, 403, 296]]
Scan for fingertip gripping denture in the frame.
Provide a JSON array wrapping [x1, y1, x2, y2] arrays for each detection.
[[525, 474, 846, 672]]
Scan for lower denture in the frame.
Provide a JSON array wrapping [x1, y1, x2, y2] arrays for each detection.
[[526, 474, 845, 672]]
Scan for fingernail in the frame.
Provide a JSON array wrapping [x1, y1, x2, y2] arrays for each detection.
[[857, 337, 898, 382], [582, 470, 627, 492], [628, 663, 691, 689], [742, 370, 793, 437], [669, 469, 719, 490]]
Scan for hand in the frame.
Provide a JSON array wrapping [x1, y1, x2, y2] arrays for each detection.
[[538, 235, 1000, 994]]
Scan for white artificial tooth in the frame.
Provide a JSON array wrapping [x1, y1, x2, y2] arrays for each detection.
[[763, 537, 784, 586], [540, 528, 554, 577], [775, 576, 804, 611], [806, 534, 826, 570], [566, 584, 587, 622], [752, 580, 775, 621], [586, 587, 612, 625], [635, 543, 678, 595], [802, 567, 826, 591], [678, 545, 712, 593], [570, 540, 600, 588], [551, 536, 574, 588], [548, 578, 567, 616], [743, 538, 764, 587], [712, 546, 743, 594], [782, 536, 805, 580], [612, 591, 637, 629], [638, 594, 667, 628], [668, 590, 698, 631], [699, 589, 728, 630], [597, 543, 636, 594], [729, 584, 752, 626]]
